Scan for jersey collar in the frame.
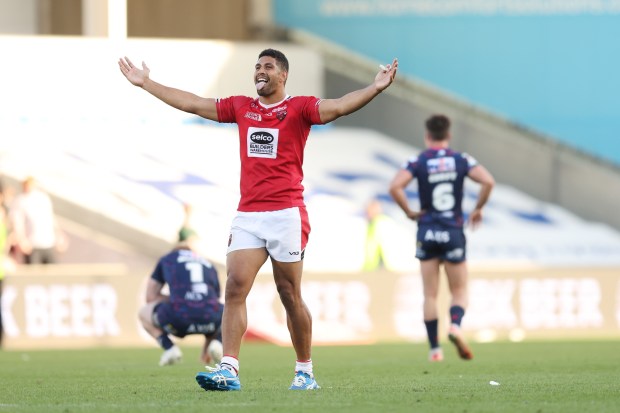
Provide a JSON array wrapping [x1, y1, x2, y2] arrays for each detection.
[[257, 95, 290, 109]]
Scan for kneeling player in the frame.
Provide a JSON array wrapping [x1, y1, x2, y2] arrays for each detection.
[[138, 230, 224, 366]]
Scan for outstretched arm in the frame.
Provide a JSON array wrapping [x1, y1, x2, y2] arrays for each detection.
[[118, 56, 218, 121], [467, 164, 495, 229], [318, 58, 398, 124]]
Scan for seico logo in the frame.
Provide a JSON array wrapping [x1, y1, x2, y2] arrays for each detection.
[[250, 131, 274, 144]]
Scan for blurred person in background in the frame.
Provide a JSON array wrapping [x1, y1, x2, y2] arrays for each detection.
[[178, 202, 196, 244], [138, 229, 224, 367], [119, 48, 398, 391], [363, 198, 395, 271], [0, 197, 5, 348], [1, 181, 17, 265], [9, 176, 67, 264], [389, 114, 494, 362], [0, 180, 15, 348], [0, 180, 14, 214]]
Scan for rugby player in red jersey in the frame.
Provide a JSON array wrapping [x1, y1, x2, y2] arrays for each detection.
[[119, 49, 397, 390]]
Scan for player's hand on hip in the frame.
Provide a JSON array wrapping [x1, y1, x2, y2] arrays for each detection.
[[468, 208, 483, 230], [118, 56, 150, 87], [406, 209, 423, 221]]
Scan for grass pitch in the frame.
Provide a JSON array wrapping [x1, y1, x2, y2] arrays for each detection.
[[1, 340, 619, 413]]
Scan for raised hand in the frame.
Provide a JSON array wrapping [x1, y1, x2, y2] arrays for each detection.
[[375, 58, 398, 92], [118, 56, 150, 87]]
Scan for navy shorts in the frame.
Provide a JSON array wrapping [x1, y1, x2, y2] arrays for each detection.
[[415, 224, 467, 263], [153, 302, 223, 338]]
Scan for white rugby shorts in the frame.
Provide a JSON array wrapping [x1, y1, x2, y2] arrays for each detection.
[[227, 206, 310, 262]]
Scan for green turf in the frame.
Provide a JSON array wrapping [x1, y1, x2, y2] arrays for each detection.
[[1, 341, 619, 412]]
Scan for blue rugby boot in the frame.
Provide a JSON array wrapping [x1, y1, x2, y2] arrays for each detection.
[[196, 364, 241, 391], [289, 371, 320, 390]]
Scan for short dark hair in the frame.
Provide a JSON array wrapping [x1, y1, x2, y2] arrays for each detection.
[[425, 114, 451, 141], [258, 48, 289, 73]]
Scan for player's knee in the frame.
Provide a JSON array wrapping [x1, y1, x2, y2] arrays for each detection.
[[137, 305, 153, 326], [275, 282, 299, 308], [224, 276, 252, 303]]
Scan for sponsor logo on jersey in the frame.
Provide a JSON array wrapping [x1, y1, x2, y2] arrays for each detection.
[[446, 248, 464, 260], [427, 156, 457, 182], [424, 229, 451, 243], [287, 249, 305, 260], [271, 105, 288, 120], [463, 152, 479, 168], [427, 157, 456, 173], [244, 112, 261, 121], [404, 156, 418, 169], [250, 131, 274, 144], [247, 127, 279, 159], [187, 322, 216, 334]]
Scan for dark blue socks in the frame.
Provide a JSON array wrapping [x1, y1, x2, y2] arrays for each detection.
[[424, 319, 439, 349], [450, 305, 465, 326], [157, 334, 174, 350]]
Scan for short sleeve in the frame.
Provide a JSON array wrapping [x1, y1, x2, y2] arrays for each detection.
[[215, 96, 238, 124], [301, 96, 324, 125], [150, 259, 165, 284], [404, 155, 419, 176], [462, 153, 479, 170]]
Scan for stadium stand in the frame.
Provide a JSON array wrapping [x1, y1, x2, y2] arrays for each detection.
[[1, 5, 619, 347]]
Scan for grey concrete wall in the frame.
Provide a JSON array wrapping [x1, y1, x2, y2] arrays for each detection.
[[0, 0, 38, 34], [290, 30, 620, 231]]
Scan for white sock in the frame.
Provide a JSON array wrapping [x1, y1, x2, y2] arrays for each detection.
[[221, 356, 239, 375], [295, 359, 313, 375]]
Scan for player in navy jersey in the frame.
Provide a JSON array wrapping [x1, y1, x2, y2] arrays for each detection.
[[389, 114, 495, 362], [138, 230, 223, 367], [120, 49, 398, 390]]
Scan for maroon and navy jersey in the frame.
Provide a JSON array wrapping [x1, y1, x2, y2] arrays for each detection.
[[216, 95, 324, 212], [150, 248, 221, 312], [404, 147, 478, 228]]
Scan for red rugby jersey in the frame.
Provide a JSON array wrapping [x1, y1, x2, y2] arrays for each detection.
[[216, 95, 324, 212]]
